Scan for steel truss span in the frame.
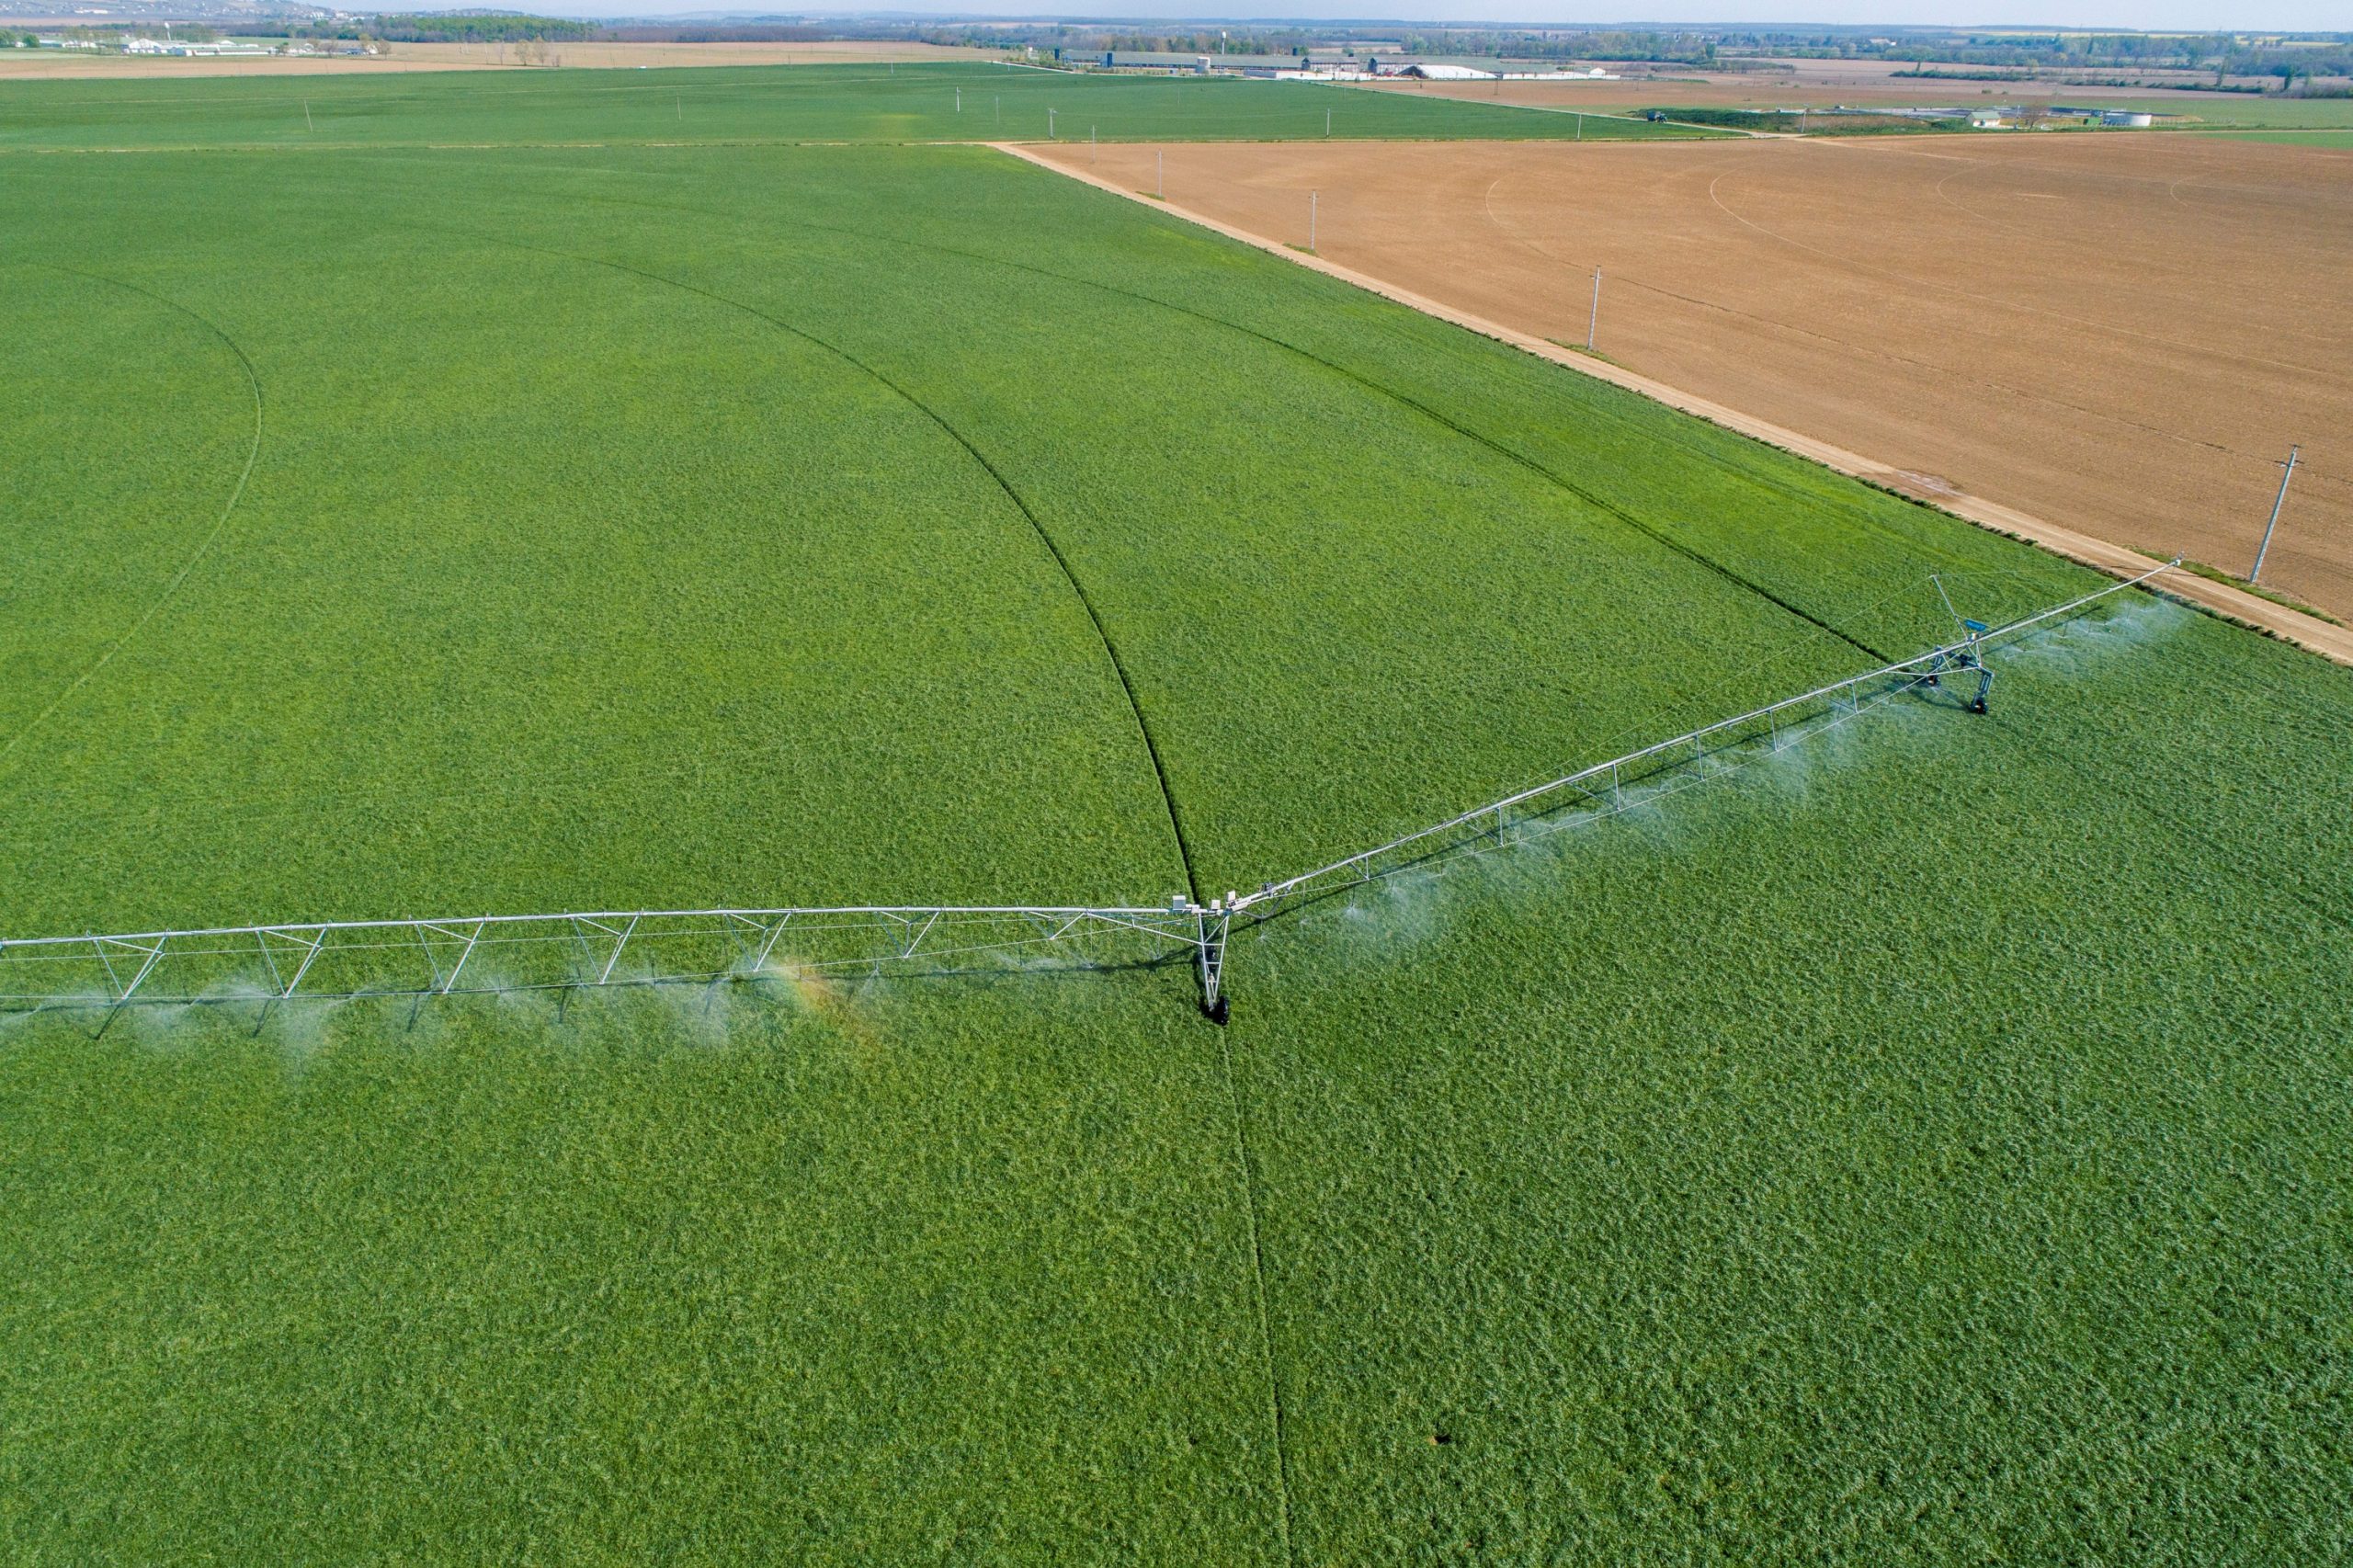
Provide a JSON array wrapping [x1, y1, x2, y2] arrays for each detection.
[[0, 565, 2173, 1022], [0, 906, 1211, 1015], [1226, 562, 2174, 923]]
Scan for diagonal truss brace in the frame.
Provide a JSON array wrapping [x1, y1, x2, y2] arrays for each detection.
[[0, 568, 2174, 1027]]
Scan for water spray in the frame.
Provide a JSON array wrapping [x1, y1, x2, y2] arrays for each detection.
[[0, 567, 2174, 1026]]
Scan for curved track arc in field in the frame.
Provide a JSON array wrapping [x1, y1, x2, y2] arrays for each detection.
[[453, 174, 1888, 665], [419, 223, 1210, 905], [0, 265, 265, 770]]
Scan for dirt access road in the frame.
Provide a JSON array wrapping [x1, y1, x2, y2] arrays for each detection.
[[1029, 133, 2353, 635]]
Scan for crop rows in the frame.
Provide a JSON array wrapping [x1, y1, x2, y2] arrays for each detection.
[[2, 127, 2347, 1562], [0, 60, 1723, 153]]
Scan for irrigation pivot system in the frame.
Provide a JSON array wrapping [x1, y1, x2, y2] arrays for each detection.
[[1224, 568, 2119, 926], [0, 905, 1213, 1021], [0, 565, 2173, 1025]]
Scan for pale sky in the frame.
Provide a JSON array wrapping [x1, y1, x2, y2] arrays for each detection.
[[573, 5, 2346, 33]]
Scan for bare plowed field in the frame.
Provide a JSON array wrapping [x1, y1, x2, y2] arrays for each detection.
[[1354, 60, 2347, 119], [1040, 134, 2353, 619]]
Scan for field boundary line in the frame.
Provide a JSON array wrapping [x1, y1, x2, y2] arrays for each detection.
[[518, 174, 1877, 661], [1344, 87, 1766, 139], [1, 267, 266, 766], [997, 142, 2352, 668]]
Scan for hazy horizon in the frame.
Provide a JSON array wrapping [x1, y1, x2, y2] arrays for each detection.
[[546, 4, 2350, 34]]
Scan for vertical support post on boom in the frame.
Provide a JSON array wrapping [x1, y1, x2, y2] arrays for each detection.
[[1195, 901, 1232, 1025], [1959, 618, 1992, 713]]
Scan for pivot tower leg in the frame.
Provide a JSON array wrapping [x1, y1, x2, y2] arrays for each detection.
[[1196, 909, 1232, 1025]]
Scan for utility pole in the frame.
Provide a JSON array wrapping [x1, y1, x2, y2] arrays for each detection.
[[1048, 107, 1055, 138], [1325, 107, 1331, 136], [1309, 188, 1317, 250], [1576, 111, 1583, 141], [1091, 125, 1097, 164], [1157, 149, 1164, 198], [1586, 267, 1600, 350], [2251, 445, 2301, 583]]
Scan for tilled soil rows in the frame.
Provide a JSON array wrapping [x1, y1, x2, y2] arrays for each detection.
[[1348, 60, 2313, 115], [1040, 133, 2353, 619]]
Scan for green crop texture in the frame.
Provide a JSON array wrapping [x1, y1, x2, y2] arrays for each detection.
[[0, 61, 1721, 153], [2204, 127, 2353, 146], [2, 116, 2347, 1563], [2148, 96, 2353, 128]]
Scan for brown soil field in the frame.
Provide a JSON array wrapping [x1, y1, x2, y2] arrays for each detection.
[[1358, 58, 2314, 116], [1034, 133, 2353, 623], [0, 40, 971, 81]]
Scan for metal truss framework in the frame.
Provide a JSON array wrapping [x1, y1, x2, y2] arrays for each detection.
[[1222, 565, 2169, 923], [0, 906, 1209, 1016], [0, 565, 2170, 1022]]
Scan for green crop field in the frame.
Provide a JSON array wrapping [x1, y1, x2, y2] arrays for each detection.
[[2148, 95, 2353, 128], [0, 60, 1720, 153], [3, 92, 2348, 1565], [2202, 126, 2353, 146]]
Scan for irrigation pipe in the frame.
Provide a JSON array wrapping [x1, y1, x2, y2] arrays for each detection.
[[0, 567, 2175, 1020], [1234, 559, 2174, 914]]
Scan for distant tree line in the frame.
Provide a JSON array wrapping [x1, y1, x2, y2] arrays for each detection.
[[369, 14, 598, 45], [1650, 104, 1965, 133], [1723, 28, 2352, 87], [1393, 29, 1717, 62], [1093, 31, 1317, 56], [903, 24, 1313, 57], [225, 14, 598, 46], [855, 21, 1726, 63], [604, 25, 830, 44], [5, 22, 222, 43]]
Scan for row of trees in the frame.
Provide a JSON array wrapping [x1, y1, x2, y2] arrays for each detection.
[[2, 24, 222, 46], [369, 14, 597, 45], [1392, 29, 1716, 62], [1731, 28, 2351, 81], [1093, 33, 1322, 56], [605, 26, 829, 45], [904, 22, 1721, 64], [224, 14, 597, 47]]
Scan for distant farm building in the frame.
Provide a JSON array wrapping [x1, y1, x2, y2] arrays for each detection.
[[112, 35, 280, 56], [1394, 62, 1621, 82], [1097, 51, 1255, 74]]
